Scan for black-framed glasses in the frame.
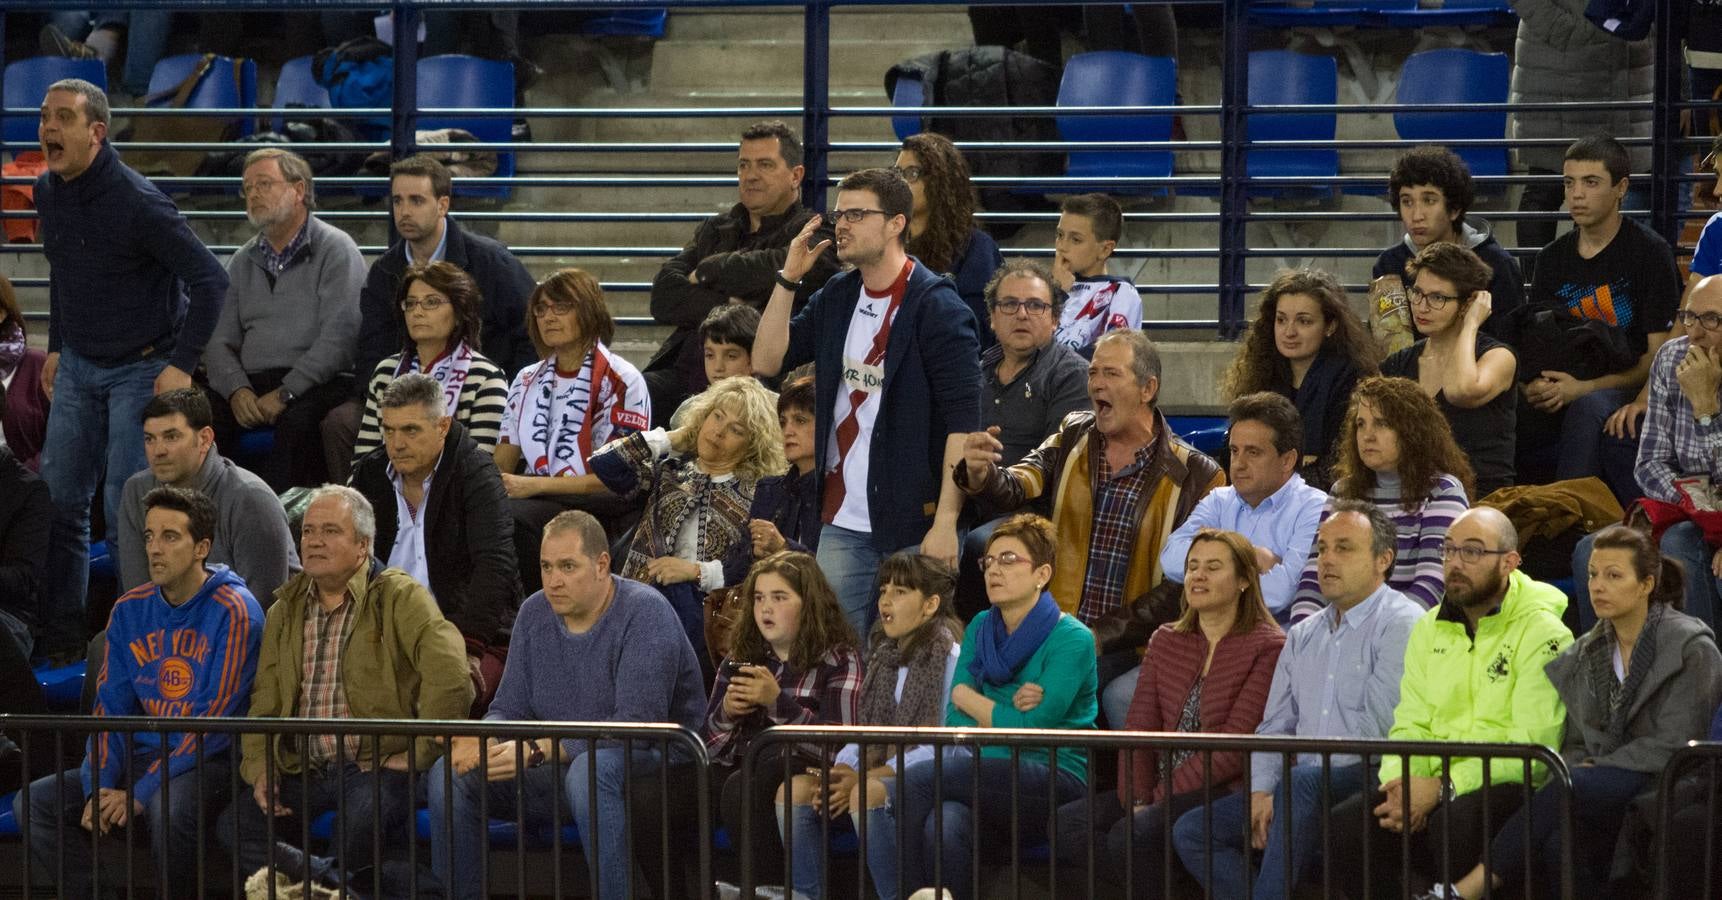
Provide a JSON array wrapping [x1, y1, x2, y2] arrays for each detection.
[[830, 208, 888, 224], [400, 296, 448, 312], [1407, 285, 1462, 310], [991, 298, 1053, 317], [1440, 542, 1512, 563], [978, 550, 1033, 570], [889, 165, 924, 184], [1679, 309, 1722, 332]]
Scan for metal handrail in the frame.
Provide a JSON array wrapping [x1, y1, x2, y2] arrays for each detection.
[[1654, 741, 1722, 900]]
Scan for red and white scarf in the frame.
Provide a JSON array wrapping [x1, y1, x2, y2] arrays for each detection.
[[396, 339, 475, 415]]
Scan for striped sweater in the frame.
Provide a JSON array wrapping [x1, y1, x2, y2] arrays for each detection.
[[83, 565, 264, 800], [1288, 472, 1470, 621], [352, 350, 509, 462]]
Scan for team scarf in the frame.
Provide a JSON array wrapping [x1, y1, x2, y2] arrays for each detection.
[[514, 346, 645, 476], [395, 339, 475, 416]]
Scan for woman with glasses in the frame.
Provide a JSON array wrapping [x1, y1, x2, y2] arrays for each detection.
[[895, 513, 1098, 900], [351, 262, 510, 462], [1289, 376, 1476, 619], [494, 268, 651, 591], [1221, 269, 1380, 490], [1424, 525, 1722, 900], [895, 133, 1004, 350], [1380, 242, 1519, 497]]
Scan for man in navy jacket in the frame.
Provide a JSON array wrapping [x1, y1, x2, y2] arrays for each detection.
[[753, 168, 980, 637], [35, 78, 229, 660]]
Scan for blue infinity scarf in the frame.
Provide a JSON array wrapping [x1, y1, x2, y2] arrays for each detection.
[[969, 590, 1061, 687]]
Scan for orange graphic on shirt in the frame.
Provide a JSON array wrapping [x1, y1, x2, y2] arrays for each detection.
[[1575, 284, 1620, 327], [158, 658, 194, 701]]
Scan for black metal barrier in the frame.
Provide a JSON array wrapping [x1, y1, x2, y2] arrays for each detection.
[[0, 714, 713, 900], [1656, 741, 1722, 900]]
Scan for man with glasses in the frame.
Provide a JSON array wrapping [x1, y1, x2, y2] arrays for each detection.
[[1572, 274, 1722, 631], [753, 167, 981, 638], [645, 121, 838, 424], [1329, 506, 1571, 900], [202, 148, 365, 490]]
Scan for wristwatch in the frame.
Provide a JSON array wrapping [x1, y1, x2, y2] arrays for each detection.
[[774, 270, 802, 292], [279, 386, 297, 405], [526, 740, 546, 768]]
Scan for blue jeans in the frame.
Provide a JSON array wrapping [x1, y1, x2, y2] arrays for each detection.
[[217, 762, 412, 885], [898, 747, 1085, 900], [816, 524, 921, 642], [1572, 523, 1717, 633], [1102, 664, 1140, 731], [1173, 763, 1366, 900], [1489, 765, 1648, 895], [1554, 387, 1642, 506], [40, 348, 165, 655], [90, 11, 174, 96], [20, 759, 233, 898], [781, 791, 855, 900], [427, 745, 662, 900]]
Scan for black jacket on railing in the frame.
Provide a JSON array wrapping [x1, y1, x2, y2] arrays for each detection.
[[350, 420, 520, 645], [354, 216, 537, 395], [0, 446, 48, 630]]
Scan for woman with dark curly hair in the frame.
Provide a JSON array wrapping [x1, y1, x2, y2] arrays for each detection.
[[1222, 268, 1380, 489], [352, 261, 510, 461], [1288, 375, 1474, 619], [896, 132, 1004, 348]]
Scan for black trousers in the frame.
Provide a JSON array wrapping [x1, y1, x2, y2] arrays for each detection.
[[1329, 780, 1528, 899], [205, 369, 354, 492]]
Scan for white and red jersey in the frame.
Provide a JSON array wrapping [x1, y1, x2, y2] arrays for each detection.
[[500, 343, 651, 476]]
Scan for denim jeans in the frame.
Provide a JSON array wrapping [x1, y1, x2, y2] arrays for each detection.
[[780, 793, 854, 899], [1054, 788, 1205, 896], [816, 524, 922, 642], [40, 348, 165, 656], [1572, 523, 1717, 633], [217, 762, 412, 886], [898, 747, 1085, 900], [1172, 763, 1366, 900], [1489, 765, 1648, 896], [19, 758, 233, 898], [1102, 664, 1140, 731], [87, 11, 173, 96], [427, 745, 663, 900], [1554, 387, 1642, 506]]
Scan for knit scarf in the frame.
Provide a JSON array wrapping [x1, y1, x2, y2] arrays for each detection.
[[1586, 603, 1664, 744], [969, 590, 1060, 687], [857, 619, 959, 768], [397, 339, 475, 416], [0, 321, 23, 379]]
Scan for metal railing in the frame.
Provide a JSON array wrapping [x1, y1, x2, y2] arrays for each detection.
[[1656, 741, 1722, 900]]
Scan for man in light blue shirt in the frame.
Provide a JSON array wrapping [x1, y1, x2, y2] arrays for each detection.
[[1171, 498, 1422, 900]]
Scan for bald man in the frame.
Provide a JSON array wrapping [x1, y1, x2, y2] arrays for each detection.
[[1329, 507, 1572, 900], [1573, 274, 1722, 632]]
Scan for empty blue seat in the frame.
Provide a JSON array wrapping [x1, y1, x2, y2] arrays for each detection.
[[35, 659, 86, 711], [1381, 0, 1516, 27], [1056, 52, 1178, 192], [270, 55, 331, 134], [3, 57, 107, 150], [578, 9, 668, 38], [417, 54, 514, 199], [1394, 48, 1511, 178], [890, 76, 924, 143], [235, 427, 276, 460], [0, 790, 17, 837], [146, 54, 258, 138], [1167, 415, 1229, 457], [1247, 50, 1339, 193], [88, 538, 116, 585]]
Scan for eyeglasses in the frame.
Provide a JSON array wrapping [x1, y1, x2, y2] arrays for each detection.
[[830, 208, 888, 224], [1407, 285, 1463, 310], [991, 298, 1053, 317], [978, 550, 1033, 570], [1440, 542, 1512, 563], [241, 177, 286, 197], [889, 165, 924, 184], [1678, 309, 1722, 332], [400, 296, 448, 313], [532, 300, 578, 317]]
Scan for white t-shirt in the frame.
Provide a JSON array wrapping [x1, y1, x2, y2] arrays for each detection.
[[499, 344, 651, 477], [828, 282, 897, 531], [1055, 275, 1143, 351]]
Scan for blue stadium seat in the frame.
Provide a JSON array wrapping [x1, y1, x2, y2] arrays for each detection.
[[270, 55, 331, 135], [146, 54, 259, 138], [1055, 52, 1178, 193], [578, 9, 668, 38], [0, 790, 17, 837], [1380, 0, 1516, 28], [395, 808, 581, 848], [89, 538, 116, 585], [890, 76, 924, 143], [1167, 415, 1228, 457], [417, 54, 515, 199], [35, 659, 86, 710], [1247, 50, 1339, 195], [1393, 48, 1511, 178], [235, 427, 276, 461], [3, 57, 107, 151]]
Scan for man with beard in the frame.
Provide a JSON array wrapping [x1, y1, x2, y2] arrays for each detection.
[[201, 148, 364, 490], [752, 167, 980, 637], [1329, 506, 1572, 899]]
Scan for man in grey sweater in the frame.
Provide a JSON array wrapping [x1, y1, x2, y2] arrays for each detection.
[[201, 147, 364, 490], [118, 389, 297, 603]]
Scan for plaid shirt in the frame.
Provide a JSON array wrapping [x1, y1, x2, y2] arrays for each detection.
[[1080, 437, 1155, 624], [703, 645, 863, 765], [256, 218, 310, 277], [298, 595, 358, 765], [1639, 336, 1722, 503]]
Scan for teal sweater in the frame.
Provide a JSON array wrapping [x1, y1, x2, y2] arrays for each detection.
[[946, 610, 1099, 781]]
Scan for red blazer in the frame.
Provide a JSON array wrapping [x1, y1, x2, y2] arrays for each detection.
[[1121, 619, 1285, 805], [3, 348, 47, 471]]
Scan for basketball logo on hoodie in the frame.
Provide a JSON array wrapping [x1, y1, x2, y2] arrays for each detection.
[[158, 658, 194, 701]]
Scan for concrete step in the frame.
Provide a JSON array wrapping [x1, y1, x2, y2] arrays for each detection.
[[664, 6, 974, 43], [650, 36, 954, 90]]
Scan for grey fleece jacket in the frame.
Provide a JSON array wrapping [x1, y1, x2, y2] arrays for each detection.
[[117, 446, 300, 602], [202, 214, 365, 400]]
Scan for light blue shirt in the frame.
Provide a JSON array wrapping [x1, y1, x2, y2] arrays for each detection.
[[1158, 472, 1327, 613], [404, 218, 450, 266], [1249, 581, 1423, 794]]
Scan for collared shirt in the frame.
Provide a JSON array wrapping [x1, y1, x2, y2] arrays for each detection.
[[256, 218, 311, 277], [1250, 582, 1423, 794], [980, 340, 1090, 468], [1158, 473, 1328, 614], [299, 595, 358, 765], [1080, 436, 1155, 624], [1638, 335, 1722, 502], [404, 219, 450, 266], [705, 645, 863, 765], [387, 460, 438, 591]]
